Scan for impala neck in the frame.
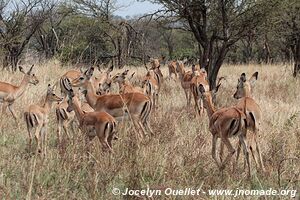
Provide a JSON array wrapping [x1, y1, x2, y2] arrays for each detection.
[[85, 80, 98, 108], [205, 94, 216, 119], [72, 96, 85, 121], [243, 86, 252, 98], [43, 97, 54, 114], [14, 75, 30, 98]]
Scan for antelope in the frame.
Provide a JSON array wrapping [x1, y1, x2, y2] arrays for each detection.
[[92, 65, 113, 92], [142, 70, 159, 109], [190, 67, 210, 116], [68, 67, 154, 137], [56, 88, 94, 143], [64, 85, 117, 153], [0, 65, 39, 121], [112, 69, 144, 94], [198, 84, 251, 178], [149, 57, 164, 91], [176, 61, 195, 106], [233, 72, 265, 172], [24, 84, 62, 155], [167, 61, 178, 79], [59, 65, 113, 97]]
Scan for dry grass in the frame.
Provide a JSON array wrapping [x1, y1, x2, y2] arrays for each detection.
[[0, 60, 299, 199]]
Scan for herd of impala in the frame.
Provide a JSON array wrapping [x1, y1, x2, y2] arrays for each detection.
[[0, 58, 264, 178]]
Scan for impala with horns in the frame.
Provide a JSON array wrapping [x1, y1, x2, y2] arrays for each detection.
[[66, 67, 153, 137], [0, 65, 39, 121], [58, 65, 113, 97], [232, 72, 265, 172], [24, 84, 62, 155], [198, 84, 252, 178]]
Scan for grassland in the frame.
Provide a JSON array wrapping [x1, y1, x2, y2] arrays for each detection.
[[0, 61, 299, 199]]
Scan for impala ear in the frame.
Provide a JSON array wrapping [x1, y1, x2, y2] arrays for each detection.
[[198, 84, 206, 94], [27, 64, 34, 75], [85, 66, 94, 79], [215, 76, 225, 93], [240, 73, 246, 82], [129, 72, 135, 80], [249, 72, 258, 86], [47, 84, 52, 93], [19, 66, 25, 74], [106, 65, 113, 73], [80, 67, 84, 73], [63, 77, 72, 91]]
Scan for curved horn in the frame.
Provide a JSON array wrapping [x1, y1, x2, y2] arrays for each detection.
[[27, 64, 34, 75]]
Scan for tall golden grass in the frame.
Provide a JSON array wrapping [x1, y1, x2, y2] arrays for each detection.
[[0, 60, 299, 199]]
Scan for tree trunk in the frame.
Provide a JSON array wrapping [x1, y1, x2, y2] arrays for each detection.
[[293, 38, 300, 77]]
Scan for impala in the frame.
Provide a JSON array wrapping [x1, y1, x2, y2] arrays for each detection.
[[176, 61, 195, 106], [68, 67, 153, 137], [190, 67, 210, 116], [233, 72, 265, 172], [142, 70, 159, 109], [65, 86, 117, 153], [56, 88, 94, 143], [112, 69, 144, 94], [0, 65, 39, 121], [59, 65, 113, 97], [198, 84, 251, 178], [167, 61, 178, 79], [149, 57, 164, 92], [24, 84, 62, 155]]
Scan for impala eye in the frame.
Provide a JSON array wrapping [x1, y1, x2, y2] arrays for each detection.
[[79, 77, 84, 80]]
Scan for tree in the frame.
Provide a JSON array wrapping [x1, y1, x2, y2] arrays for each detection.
[[150, 0, 277, 89], [0, 0, 54, 71]]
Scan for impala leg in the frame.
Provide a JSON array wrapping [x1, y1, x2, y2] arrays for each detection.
[[26, 123, 33, 150], [187, 90, 192, 106], [1, 102, 8, 114], [41, 125, 47, 157], [137, 120, 148, 138], [144, 120, 154, 136], [234, 140, 242, 172], [8, 104, 18, 122], [219, 141, 224, 163], [155, 93, 159, 109], [220, 136, 236, 170], [212, 134, 221, 168], [249, 137, 260, 169], [255, 138, 265, 172], [63, 120, 70, 139], [239, 135, 251, 178], [152, 94, 156, 110], [184, 90, 189, 106], [57, 120, 62, 143], [34, 124, 42, 154]]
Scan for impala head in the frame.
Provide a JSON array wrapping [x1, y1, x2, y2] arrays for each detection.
[[198, 84, 213, 109], [66, 88, 76, 112], [198, 78, 223, 108], [72, 66, 95, 87], [96, 81, 111, 95], [112, 69, 129, 83], [46, 84, 63, 102], [19, 65, 39, 85], [176, 61, 185, 74], [233, 72, 258, 99]]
